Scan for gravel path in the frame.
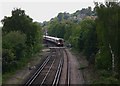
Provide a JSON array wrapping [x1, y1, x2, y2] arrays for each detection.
[[59, 48, 85, 84], [66, 49, 85, 84]]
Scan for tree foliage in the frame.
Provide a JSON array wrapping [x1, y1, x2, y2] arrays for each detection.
[[2, 8, 42, 74], [95, 1, 120, 78], [78, 19, 98, 63], [48, 20, 70, 39], [47, 17, 97, 63], [44, 3, 120, 82]]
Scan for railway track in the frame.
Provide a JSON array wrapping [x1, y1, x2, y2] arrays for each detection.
[[25, 55, 52, 85], [25, 47, 70, 86], [64, 49, 70, 86]]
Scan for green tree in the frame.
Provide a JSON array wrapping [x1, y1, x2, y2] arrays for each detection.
[[2, 8, 42, 74], [2, 31, 26, 73], [48, 21, 66, 38], [78, 19, 98, 63], [95, 1, 120, 77], [2, 8, 42, 55], [68, 23, 81, 49]]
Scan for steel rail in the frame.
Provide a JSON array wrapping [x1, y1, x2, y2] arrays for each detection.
[[65, 49, 70, 86], [52, 57, 63, 86], [25, 48, 66, 86], [25, 55, 51, 86], [55, 57, 63, 85], [40, 59, 55, 86]]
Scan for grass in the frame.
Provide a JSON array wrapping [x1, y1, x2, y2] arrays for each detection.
[[2, 72, 14, 84], [70, 47, 120, 84], [92, 70, 120, 84], [2, 49, 42, 84], [2, 58, 29, 84], [79, 64, 88, 70]]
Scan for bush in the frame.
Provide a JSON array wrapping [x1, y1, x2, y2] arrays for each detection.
[[2, 49, 15, 73], [3, 31, 26, 55], [95, 45, 112, 70], [2, 31, 26, 73]]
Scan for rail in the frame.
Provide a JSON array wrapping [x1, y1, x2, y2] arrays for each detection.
[[52, 57, 64, 86], [64, 49, 71, 86], [25, 55, 51, 86], [25, 48, 70, 86]]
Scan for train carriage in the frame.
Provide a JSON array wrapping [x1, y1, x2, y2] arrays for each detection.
[[43, 35, 64, 47]]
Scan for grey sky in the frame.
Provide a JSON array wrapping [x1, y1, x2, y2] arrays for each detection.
[[0, 0, 104, 26]]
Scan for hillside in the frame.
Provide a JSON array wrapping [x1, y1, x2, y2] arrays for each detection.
[[42, 6, 96, 26]]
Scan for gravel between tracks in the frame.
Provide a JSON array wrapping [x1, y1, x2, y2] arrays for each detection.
[[4, 48, 86, 85]]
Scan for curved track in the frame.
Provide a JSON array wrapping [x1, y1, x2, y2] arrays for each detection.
[[64, 49, 71, 86], [25, 47, 70, 86]]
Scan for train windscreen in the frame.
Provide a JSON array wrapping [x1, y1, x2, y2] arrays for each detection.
[[59, 39, 63, 44]]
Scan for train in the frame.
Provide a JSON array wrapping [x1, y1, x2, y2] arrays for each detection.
[[43, 35, 64, 47]]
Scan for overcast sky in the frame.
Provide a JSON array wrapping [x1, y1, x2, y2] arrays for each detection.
[[0, 0, 105, 26]]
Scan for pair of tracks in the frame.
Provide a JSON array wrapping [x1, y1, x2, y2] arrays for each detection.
[[25, 48, 70, 86]]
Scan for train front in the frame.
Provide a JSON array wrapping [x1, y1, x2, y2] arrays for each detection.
[[57, 38, 64, 47]]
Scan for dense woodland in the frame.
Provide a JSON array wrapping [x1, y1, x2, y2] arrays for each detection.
[[2, 8, 42, 75], [1, 1, 120, 84], [43, 2, 120, 83]]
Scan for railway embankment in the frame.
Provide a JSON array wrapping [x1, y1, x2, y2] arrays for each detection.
[[70, 49, 97, 84], [3, 48, 50, 84], [65, 49, 85, 84], [4, 47, 89, 85]]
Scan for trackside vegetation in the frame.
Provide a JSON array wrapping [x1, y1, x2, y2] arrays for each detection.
[[1, 1, 120, 84], [44, 1, 120, 84], [2, 8, 42, 81], [94, 2, 120, 83]]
